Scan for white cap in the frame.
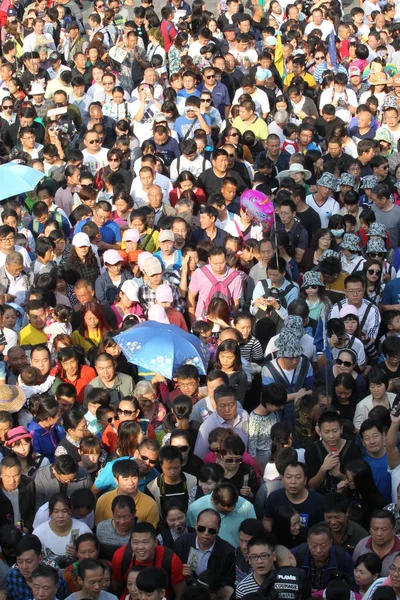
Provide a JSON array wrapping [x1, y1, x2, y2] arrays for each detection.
[[121, 279, 140, 302], [72, 232, 91, 248]]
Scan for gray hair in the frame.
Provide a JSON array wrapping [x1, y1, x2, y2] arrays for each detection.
[[6, 251, 23, 266], [134, 380, 156, 397], [274, 110, 289, 125]]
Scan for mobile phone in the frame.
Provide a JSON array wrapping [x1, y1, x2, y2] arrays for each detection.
[[393, 402, 400, 418]]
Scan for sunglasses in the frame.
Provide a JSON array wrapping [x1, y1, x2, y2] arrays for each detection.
[[196, 525, 218, 535], [201, 99, 211, 103], [139, 454, 157, 465], [336, 358, 354, 368], [88, 139, 100, 144], [304, 285, 318, 290], [224, 457, 243, 464], [367, 269, 382, 275], [117, 408, 136, 416], [228, 132, 239, 137], [204, 75, 215, 79], [368, 252, 385, 258], [108, 157, 120, 162], [315, 55, 325, 60], [173, 445, 189, 452], [3, 105, 13, 110], [107, 415, 118, 423], [209, 446, 219, 453]]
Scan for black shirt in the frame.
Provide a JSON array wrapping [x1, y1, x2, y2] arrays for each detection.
[[296, 205, 322, 243], [19, 68, 50, 95], [190, 225, 228, 248], [71, 66, 93, 91], [265, 488, 325, 533], [315, 116, 345, 140], [305, 439, 362, 495], [197, 167, 247, 197]]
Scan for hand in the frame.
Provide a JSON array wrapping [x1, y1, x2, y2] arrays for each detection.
[[383, 272, 391, 283], [254, 297, 268, 308], [336, 480, 347, 491], [181, 254, 190, 270], [240, 485, 252, 497], [198, 386, 208, 399], [266, 297, 280, 310], [182, 564, 193, 578], [329, 334, 338, 348], [152, 373, 166, 384], [97, 240, 108, 251], [297, 110, 307, 119], [390, 408, 400, 426], [295, 388, 309, 400], [65, 543, 76, 558], [4, 293, 15, 302], [322, 452, 340, 473]]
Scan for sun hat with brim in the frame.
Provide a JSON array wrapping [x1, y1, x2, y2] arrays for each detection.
[[103, 249, 124, 265], [30, 82, 46, 96], [361, 175, 379, 190], [72, 232, 91, 248], [340, 233, 360, 252], [339, 305, 359, 319], [375, 128, 394, 145], [5, 426, 32, 447], [382, 96, 399, 111], [317, 172, 339, 190], [283, 315, 303, 339], [367, 222, 387, 238], [318, 249, 340, 262], [276, 330, 303, 358], [277, 163, 312, 181], [144, 257, 162, 276], [0, 386, 26, 414], [367, 238, 387, 254], [301, 270, 325, 288], [368, 72, 393, 86], [340, 173, 355, 187]]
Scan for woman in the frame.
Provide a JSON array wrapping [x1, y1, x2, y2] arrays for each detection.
[[216, 434, 258, 501], [95, 250, 132, 305], [333, 124, 358, 159], [214, 340, 247, 406], [168, 32, 189, 76], [64, 233, 100, 290], [111, 280, 142, 327], [97, 333, 138, 379], [300, 270, 331, 320], [364, 259, 383, 304], [316, 348, 367, 401], [354, 553, 383, 597], [360, 72, 392, 110], [109, 419, 144, 459], [169, 171, 207, 208], [54, 166, 80, 217], [130, 211, 159, 253], [52, 347, 96, 405], [271, 505, 305, 549], [331, 373, 359, 421], [156, 499, 188, 548], [49, 230, 70, 268], [33, 494, 91, 568], [101, 397, 155, 454], [54, 410, 91, 463], [112, 189, 134, 228], [299, 229, 333, 273], [147, 28, 166, 66], [5, 426, 50, 478], [27, 396, 64, 463], [136, 380, 166, 429], [353, 367, 396, 430], [234, 312, 264, 364], [170, 424, 203, 475], [188, 463, 224, 504], [340, 460, 388, 530], [71, 302, 111, 355], [103, 86, 131, 122]]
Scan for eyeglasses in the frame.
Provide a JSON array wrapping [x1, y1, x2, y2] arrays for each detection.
[[196, 525, 218, 535], [76, 423, 89, 432], [204, 74, 215, 79], [249, 553, 272, 562], [346, 288, 363, 295], [225, 456, 243, 464], [108, 157, 120, 162], [200, 99, 211, 103], [88, 139, 100, 144], [304, 285, 318, 290], [336, 358, 354, 368], [139, 454, 157, 465], [117, 408, 136, 416], [173, 444, 189, 452], [367, 269, 382, 275], [368, 252, 385, 258]]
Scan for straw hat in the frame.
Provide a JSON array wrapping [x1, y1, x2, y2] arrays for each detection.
[[0, 385, 26, 413], [368, 72, 393, 86]]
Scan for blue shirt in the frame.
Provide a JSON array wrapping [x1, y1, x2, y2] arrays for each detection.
[[175, 113, 212, 141], [153, 249, 182, 271], [94, 456, 158, 492], [198, 81, 231, 118], [177, 89, 201, 99], [74, 217, 121, 244], [382, 278, 400, 306], [364, 454, 392, 503]]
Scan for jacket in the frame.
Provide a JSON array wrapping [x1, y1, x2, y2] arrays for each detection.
[[94, 269, 133, 304], [27, 421, 65, 463], [0, 265, 31, 302], [0, 475, 36, 532], [293, 543, 355, 589], [34, 464, 92, 512], [83, 372, 134, 409], [173, 532, 235, 587], [146, 472, 197, 514]]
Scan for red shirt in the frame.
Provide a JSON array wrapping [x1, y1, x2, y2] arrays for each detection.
[[160, 19, 177, 52], [102, 418, 156, 453], [51, 364, 96, 405], [112, 544, 184, 598]]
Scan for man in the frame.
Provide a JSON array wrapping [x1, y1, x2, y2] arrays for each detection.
[[236, 520, 266, 584], [84, 353, 134, 408], [232, 99, 268, 142], [30, 565, 60, 600], [95, 459, 159, 528], [7, 535, 68, 600], [360, 419, 391, 503], [74, 559, 118, 600], [189, 370, 228, 422], [0, 252, 30, 307], [263, 462, 324, 534], [148, 186, 176, 227], [232, 75, 270, 120], [175, 96, 211, 143], [284, 55, 317, 91], [71, 280, 117, 330], [194, 384, 249, 460], [170, 139, 211, 182], [146, 446, 197, 513], [6, 346, 28, 385], [315, 104, 345, 140], [187, 483, 256, 547], [287, 85, 319, 121], [74, 202, 121, 250], [247, 239, 275, 301], [328, 273, 381, 342], [188, 247, 243, 323], [250, 256, 299, 320], [139, 257, 184, 314], [255, 134, 290, 172], [18, 300, 47, 348], [197, 148, 246, 197], [30, 345, 61, 393], [69, 76, 91, 126], [153, 230, 181, 272], [199, 67, 231, 119], [173, 509, 235, 585], [81, 129, 109, 175], [111, 522, 186, 599], [319, 73, 357, 124], [304, 6, 334, 39], [47, 51, 70, 80], [323, 137, 354, 170], [323, 491, 368, 556], [167, 365, 200, 408], [293, 524, 354, 590], [34, 455, 92, 511], [19, 52, 49, 96], [352, 509, 400, 575], [0, 456, 35, 532], [292, 184, 321, 240], [22, 17, 55, 53], [306, 172, 340, 228], [236, 537, 276, 597], [71, 52, 92, 91], [189, 205, 227, 248], [276, 198, 308, 262], [60, 22, 88, 63], [371, 184, 400, 248]]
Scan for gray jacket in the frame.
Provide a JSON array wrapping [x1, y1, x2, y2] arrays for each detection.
[[83, 372, 134, 409], [0, 265, 32, 303], [35, 464, 92, 511]]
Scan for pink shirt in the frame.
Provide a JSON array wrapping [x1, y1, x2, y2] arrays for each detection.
[[189, 265, 243, 320]]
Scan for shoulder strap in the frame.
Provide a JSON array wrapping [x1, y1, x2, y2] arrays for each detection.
[[161, 546, 174, 575], [295, 544, 308, 568], [261, 280, 269, 296], [359, 301, 373, 331], [121, 543, 133, 579], [177, 156, 180, 173], [201, 266, 217, 285], [183, 117, 198, 142], [339, 439, 352, 465], [296, 356, 310, 387]]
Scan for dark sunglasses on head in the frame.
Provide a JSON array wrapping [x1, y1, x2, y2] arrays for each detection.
[[139, 454, 158, 465], [336, 358, 354, 368], [367, 269, 381, 275], [225, 457, 243, 464], [117, 408, 136, 416], [197, 525, 218, 535]]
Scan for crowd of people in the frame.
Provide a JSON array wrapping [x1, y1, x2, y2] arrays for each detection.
[[2, 0, 400, 599]]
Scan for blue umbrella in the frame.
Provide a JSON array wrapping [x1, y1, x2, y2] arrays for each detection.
[[114, 321, 208, 379], [0, 163, 44, 201]]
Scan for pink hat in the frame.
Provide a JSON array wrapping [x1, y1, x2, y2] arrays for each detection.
[[138, 251, 153, 270], [5, 426, 32, 447], [156, 284, 173, 303], [339, 305, 359, 319], [103, 249, 123, 265], [348, 66, 361, 78], [148, 304, 170, 324], [124, 229, 140, 243]]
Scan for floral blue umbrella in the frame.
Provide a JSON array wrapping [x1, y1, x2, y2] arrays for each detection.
[[114, 321, 208, 379]]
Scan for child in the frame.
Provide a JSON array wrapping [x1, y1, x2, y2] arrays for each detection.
[[44, 304, 73, 352], [358, 207, 376, 249], [135, 567, 167, 600], [120, 229, 142, 266], [96, 405, 116, 438], [380, 311, 400, 346], [281, 123, 299, 154], [156, 498, 188, 547], [191, 319, 213, 364], [155, 284, 188, 331], [27, 396, 64, 463], [78, 436, 103, 478], [102, 562, 113, 592], [32, 237, 56, 276], [340, 233, 365, 274], [85, 388, 111, 435], [18, 366, 56, 399], [234, 311, 263, 365]]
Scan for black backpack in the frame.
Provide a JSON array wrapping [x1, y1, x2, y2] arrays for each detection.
[[261, 567, 312, 600]]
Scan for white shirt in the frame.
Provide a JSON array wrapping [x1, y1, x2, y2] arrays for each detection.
[[304, 19, 334, 39], [224, 215, 263, 241], [0, 246, 31, 270], [22, 31, 55, 53], [33, 518, 91, 560], [4, 265, 29, 306], [33, 502, 94, 530], [230, 49, 258, 73], [306, 193, 340, 228], [232, 87, 270, 117], [82, 147, 109, 175], [319, 88, 358, 124], [169, 154, 211, 182], [130, 177, 169, 207], [130, 99, 159, 145], [3, 327, 17, 357], [265, 333, 316, 361]]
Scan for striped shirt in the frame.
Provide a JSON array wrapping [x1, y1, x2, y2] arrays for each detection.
[[236, 573, 261, 598]]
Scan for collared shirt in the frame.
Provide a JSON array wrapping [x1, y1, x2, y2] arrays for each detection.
[[138, 282, 185, 314], [7, 563, 68, 600], [4, 267, 28, 306], [195, 538, 215, 575], [194, 408, 249, 460]]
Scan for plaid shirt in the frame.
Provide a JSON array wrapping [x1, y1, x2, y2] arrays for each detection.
[[7, 562, 68, 600], [139, 282, 185, 314]]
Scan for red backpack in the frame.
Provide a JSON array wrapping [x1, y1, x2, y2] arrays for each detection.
[[201, 266, 239, 316]]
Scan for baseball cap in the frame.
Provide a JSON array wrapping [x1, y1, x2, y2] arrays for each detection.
[[148, 304, 170, 324], [348, 66, 361, 78], [124, 229, 140, 243], [155, 284, 173, 303], [72, 232, 90, 248], [143, 257, 162, 276], [137, 251, 153, 271], [120, 280, 139, 302], [103, 249, 123, 265], [154, 113, 168, 124], [339, 305, 359, 319], [7, 8, 18, 16], [49, 51, 62, 62], [158, 230, 175, 243]]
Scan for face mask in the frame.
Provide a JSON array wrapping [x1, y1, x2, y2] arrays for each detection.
[[331, 228, 344, 237]]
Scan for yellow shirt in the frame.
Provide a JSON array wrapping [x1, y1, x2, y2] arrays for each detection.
[[284, 72, 317, 89], [94, 489, 159, 529], [72, 330, 101, 354], [18, 324, 47, 346], [232, 116, 269, 142]]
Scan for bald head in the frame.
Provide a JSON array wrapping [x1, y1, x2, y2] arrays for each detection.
[[148, 185, 163, 208]]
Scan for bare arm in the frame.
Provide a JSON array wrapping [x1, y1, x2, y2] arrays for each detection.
[[187, 289, 198, 324], [173, 581, 187, 600], [262, 516, 272, 532], [387, 412, 400, 469]]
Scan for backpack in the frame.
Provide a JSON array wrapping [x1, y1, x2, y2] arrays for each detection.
[[314, 439, 353, 494], [253, 280, 296, 347], [261, 567, 311, 600], [121, 544, 174, 581], [201, 266, 239, 316]]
